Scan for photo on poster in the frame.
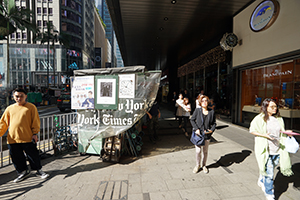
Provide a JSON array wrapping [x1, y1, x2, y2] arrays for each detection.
[[71, 76, 95, 109], [95, 75, 118, 110], [119, 74, 135, 98]]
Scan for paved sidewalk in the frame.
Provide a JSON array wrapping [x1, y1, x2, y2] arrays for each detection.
[[0, 104, 299, 200]]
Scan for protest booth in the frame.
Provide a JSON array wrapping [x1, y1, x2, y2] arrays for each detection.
[[72, 66, 161, 161]]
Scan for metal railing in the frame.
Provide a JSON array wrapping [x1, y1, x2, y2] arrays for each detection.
[[0, 112, 77, 168]]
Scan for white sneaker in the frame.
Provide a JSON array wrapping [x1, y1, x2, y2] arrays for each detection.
[[14, 170, 31, 183], [193, 165, 201, 173], [265, 194, 275, 200], [203, 166, 209, 174], [257, 179, 265, 193], [257, 178, 274, 200], [36, 169, 49, 179]]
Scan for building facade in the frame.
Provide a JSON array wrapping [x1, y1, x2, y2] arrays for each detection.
[[0, 0, 96, 91], [232, 0, 300, 130], [177, 46, 232, 113]]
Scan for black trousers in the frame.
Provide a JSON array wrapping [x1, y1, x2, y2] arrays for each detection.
[[183, 116, 189, 132], [8, 142, 42, 173]]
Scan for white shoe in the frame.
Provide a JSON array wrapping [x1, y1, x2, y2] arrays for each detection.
[[257, 179, 265, 193], [258, 178, 274, 200], [36, 169, 49, 179], [265, 194, 275, 200], [193, 165, 201, 173], [14, 170, 31, 183], [203, 166, 209, 174]]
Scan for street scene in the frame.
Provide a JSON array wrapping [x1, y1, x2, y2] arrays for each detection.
[[1, 0, 300, 200]]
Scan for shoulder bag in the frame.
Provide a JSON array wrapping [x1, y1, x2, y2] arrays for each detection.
[[190, 130, 205, 146]]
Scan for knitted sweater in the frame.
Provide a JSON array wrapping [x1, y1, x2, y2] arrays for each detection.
[[249, 113, 293, 176], [0, 102, 40, 144]]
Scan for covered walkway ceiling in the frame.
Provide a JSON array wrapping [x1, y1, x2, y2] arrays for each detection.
[[107, 0, 255, 70]]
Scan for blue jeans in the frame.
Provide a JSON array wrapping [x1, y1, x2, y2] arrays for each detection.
[[259, 155, 279, 195]]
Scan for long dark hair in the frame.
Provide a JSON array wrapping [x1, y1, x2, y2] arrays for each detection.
[[261, 98, 280, 122]]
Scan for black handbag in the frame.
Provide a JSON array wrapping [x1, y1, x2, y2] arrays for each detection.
[[190, 130, 205, 146]]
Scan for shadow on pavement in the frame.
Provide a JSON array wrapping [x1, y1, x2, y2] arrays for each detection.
[[215, 125, 229, 130], [207, 150, 252, 168], [274, 162, 300, 200]]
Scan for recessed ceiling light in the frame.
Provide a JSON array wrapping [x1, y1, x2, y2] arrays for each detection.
[[164, 17, 168, 21], [171, 0, 176, 4], [159, 27, 164, 31]]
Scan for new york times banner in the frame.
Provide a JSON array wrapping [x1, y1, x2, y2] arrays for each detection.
[[72, 66, 161, 154]]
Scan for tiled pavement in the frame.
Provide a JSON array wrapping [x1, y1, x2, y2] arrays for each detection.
[[0, 104, 300, 200]]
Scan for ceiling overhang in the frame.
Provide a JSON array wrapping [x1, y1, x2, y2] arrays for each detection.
[[107, 0, 255, 70]]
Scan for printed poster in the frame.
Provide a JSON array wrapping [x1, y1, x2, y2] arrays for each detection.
[[71, 76, 95, 109], [119, 74, 135, 98], [95, 75, 118, 110]]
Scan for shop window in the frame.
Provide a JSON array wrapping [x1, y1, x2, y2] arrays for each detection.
[[240, 61, 296, 126]]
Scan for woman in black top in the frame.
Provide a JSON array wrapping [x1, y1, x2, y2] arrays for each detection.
[[190, 95, 216, 174]]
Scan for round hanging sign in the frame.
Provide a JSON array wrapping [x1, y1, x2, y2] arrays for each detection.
[[249, 0, 280, 32]]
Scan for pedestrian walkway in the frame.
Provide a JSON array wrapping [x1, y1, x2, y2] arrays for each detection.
[[0, 103, 299, 200]]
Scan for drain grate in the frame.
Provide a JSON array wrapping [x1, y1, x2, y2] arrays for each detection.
[[94, 180, 128, 200]]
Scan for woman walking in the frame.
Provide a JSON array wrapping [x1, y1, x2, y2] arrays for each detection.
[[249, 98, 293, 200], [176, 93, 184, 128], [190, 95, 216, 174], [182, 97, 191, 137]]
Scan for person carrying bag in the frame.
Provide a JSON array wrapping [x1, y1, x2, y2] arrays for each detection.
[[190, 95, 216, 174]]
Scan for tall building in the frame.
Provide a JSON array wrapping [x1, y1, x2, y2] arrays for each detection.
[[116, 39, 124, 68], [82, 0, 95, 69], [0, 0, 95, 90], [95, 0, 123, 68]]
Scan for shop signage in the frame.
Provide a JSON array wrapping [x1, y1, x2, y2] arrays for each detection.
[[68, 62, 78, 70], [250, 0, 280, 32], [67, 49, 81, 57], [263, 69, 292, 78]]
